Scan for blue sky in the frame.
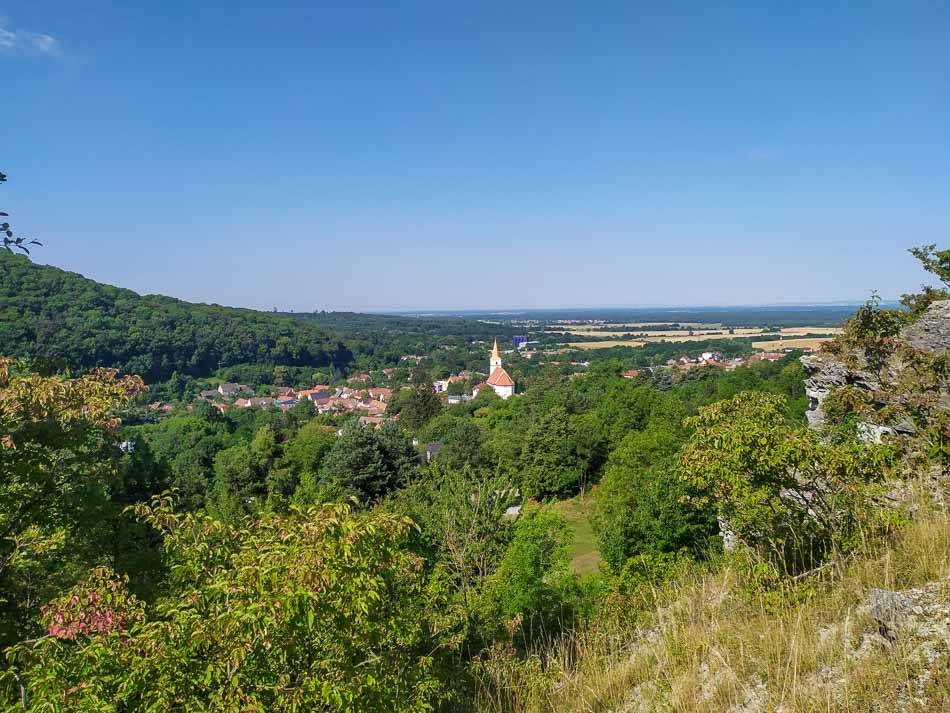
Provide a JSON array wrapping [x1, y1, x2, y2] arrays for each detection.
[[3, 2, 948, 311]]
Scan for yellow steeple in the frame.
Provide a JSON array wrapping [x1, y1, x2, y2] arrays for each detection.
[[490, 339, 503, 373]]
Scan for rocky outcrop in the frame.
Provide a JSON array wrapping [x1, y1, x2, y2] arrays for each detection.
[[800, 299, 948, 435], [800, 352, 880, 430], [900, 299, 950, 353]]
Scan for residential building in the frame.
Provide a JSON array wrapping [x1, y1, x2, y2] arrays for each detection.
[[218, 383, 252, 396]]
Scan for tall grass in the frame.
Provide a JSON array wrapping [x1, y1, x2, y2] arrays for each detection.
[[474, 485, 949, 712]]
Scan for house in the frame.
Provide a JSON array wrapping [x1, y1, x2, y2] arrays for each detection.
[[367, 387, 392, 402], [218, 384, 254, 396], [277, 386, 296, 398], [362, 399, 388, 416], [621, 369, 642, 379], [233, 397, 276, 409], [198, 389, 219, 401], [486, 340, 515, 399], [218, 383, 252, 397], [359, 416, 385, 429]]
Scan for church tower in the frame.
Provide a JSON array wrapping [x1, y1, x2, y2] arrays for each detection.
[[486, 339, 515, 399], [489, 339, 503, 373]]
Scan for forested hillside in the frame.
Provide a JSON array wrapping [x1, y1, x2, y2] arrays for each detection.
[[0, 252, 352, 382]]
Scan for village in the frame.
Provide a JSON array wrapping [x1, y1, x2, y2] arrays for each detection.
[[169, 339, 520, 428], [151, 336, 812, 427]]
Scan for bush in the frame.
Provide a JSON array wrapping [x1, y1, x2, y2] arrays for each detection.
[[595, 427, 717, 572], [480, 509, 578, 646], [680, 392, 896, 574], [6, 498, 448, 711]]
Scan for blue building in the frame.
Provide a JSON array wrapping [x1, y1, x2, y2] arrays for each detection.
[[512, 335, 528, 349]]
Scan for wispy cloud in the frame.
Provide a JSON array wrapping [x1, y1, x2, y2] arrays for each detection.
[[0, 26, 16, 49], [0, 17, 61, 56], [32, 33, 60, 55]]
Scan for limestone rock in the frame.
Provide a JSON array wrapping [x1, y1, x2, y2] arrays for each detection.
[[867, 587, 915, 641], [900, 299, 950, 354], [799, 352, 880, 429]]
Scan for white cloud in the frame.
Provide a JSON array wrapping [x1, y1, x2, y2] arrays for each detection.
[[32, 33, 60, 55], [0, 18, 61, 56], [0, 26, 16, 49]]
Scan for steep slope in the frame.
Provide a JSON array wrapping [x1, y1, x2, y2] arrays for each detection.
[[0, 252, 352, 382]]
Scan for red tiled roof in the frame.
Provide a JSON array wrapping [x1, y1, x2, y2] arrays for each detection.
[[487, 367, 514, 387]]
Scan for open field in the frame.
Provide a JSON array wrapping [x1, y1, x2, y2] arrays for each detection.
[[568, 340, 647, 349], [780, 326, 844, 336], [598, 321, 710, 329], [753, 336, 834, 350], [552, 494, 601, 575], [553, 329, 736, 338], [641, 333, 749, 343], [558, 325, 843, 350]]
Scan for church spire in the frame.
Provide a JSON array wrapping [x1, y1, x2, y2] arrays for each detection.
[[490, 339, 503, 373]]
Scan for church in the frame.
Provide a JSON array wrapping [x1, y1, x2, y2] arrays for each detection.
[[485, 339, 515, 399]]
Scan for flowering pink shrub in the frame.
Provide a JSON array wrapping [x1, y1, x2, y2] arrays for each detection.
[[40, 568, 139, 641]]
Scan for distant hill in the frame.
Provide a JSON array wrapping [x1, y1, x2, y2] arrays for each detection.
[[0, 252, 352, 382]]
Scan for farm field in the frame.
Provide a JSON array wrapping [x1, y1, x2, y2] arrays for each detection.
[[752, 336, 834, 350], [597, 321, 710, 328], [568, 340, 647, 349], [553, 328, 736, 338], [558, 324, 843, 349], [780, 326, 844, 336]]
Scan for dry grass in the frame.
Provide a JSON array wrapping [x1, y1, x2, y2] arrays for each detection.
[[561, 326, 847, 352], [555, 329, 731, 338], [753, 337, 833, 351], [474, 487, 949, 713], [554, 322, 710, 329], [780, 327, 844, 336], [569, 340, 647, 349]]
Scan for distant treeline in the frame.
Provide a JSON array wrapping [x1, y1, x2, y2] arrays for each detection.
[[436, 306, 861, 328], [292, 311, 520, 369]]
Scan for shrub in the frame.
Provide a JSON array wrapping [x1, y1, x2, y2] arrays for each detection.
[[5, 497, 447, 711], [680, 392, 896, 574]]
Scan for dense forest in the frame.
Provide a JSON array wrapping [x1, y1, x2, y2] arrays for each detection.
[[0, 252, 352, 382], [0, 245, 947, 711]]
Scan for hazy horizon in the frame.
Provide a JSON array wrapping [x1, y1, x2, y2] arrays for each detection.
[[6, 2, 948, 311]]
